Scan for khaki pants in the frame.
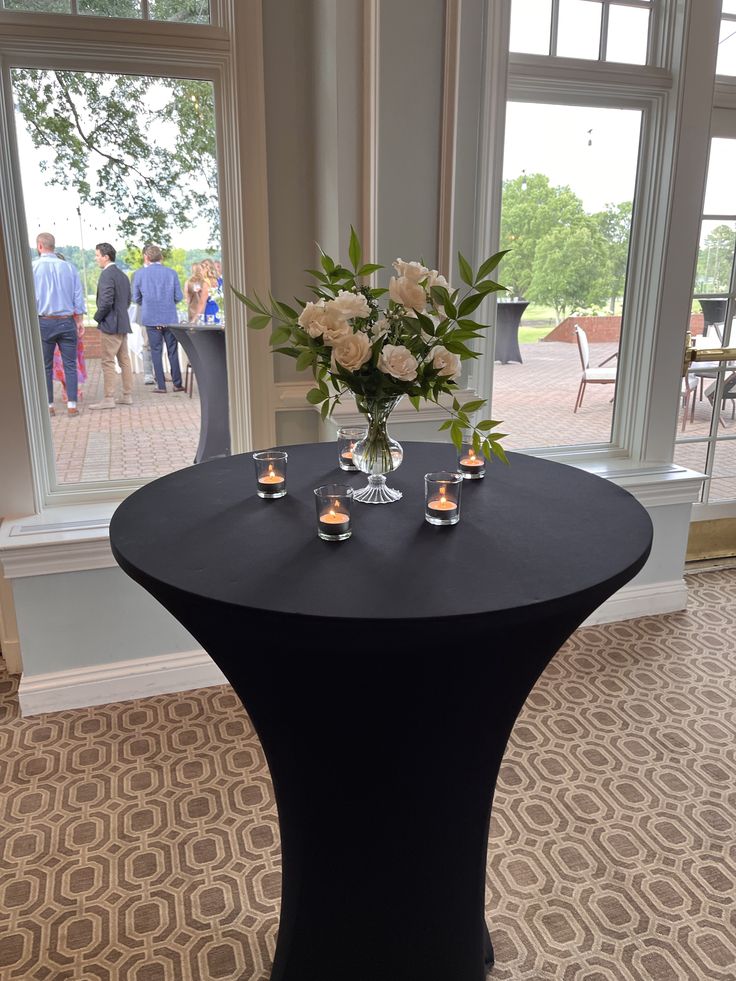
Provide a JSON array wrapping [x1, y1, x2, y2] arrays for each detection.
[[100, 331, 133, 399]]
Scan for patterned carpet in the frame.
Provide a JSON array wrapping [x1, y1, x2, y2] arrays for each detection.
[[1, 568, 734, 980]]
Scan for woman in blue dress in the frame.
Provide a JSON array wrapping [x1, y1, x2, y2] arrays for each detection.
[[200, 258, 222, 323]]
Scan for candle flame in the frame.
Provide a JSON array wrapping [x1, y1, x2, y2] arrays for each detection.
[[268, 464, 274, 475], [329, 509, 336, 518], [440, 495, 446, 505], [439, 485, 446, 495], [469, 449, 475, 459]]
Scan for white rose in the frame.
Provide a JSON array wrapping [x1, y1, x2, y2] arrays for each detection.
[[370, 316, 389, 340], [389, 275, 426, 313], [378, 344, 418, 382], [431, 345, 461, 379], [426, 270, 449, 290], [298, 300, 327, 338], [320, 306, 352, 345], [393, 258, 429, 283], [330, 290, 371, 320], [331, 332, 372, 372]]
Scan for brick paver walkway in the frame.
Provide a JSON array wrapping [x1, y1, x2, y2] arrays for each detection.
[[48, 343, 736, 500]]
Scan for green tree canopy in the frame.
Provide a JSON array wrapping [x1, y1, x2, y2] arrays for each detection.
[[695, 223, 735, 294], [13, 68, 218, 248], [591, 201, 632, 313], [529, 224, 610, 320], [500, 173, 588, 299]]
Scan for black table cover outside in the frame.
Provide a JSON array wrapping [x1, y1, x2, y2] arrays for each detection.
[[110, 443, 652, 981], [495, 300, 529, 364], [169, 324, 230, 463]]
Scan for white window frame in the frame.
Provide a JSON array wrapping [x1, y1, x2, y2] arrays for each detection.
[[0, 0, 273, 509], [470, 0, 721, 473]]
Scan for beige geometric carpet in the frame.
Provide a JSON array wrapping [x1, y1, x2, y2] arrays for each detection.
[[1, 568, 734, 980]]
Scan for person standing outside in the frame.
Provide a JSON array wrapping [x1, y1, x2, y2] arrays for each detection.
[[131, 245, 185, 393], [90, 242, 133, 409], [32, 231, 86, 417]]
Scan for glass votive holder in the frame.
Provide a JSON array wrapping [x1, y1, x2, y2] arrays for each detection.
[[315, 484, 353, 541], [457, 438, 486, 479], [425, 471, 462, 526], [337, 426, 367, 471], [253, 450, 288, 499]]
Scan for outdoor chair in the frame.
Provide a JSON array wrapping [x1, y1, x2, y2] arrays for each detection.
[[705, 371, 736, 424], [573, 325, 617, 412], [681, 373, 698, 431]]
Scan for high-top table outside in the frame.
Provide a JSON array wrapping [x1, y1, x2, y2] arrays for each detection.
[[168, 324, 230, 464], [109, 442, 652, 981]]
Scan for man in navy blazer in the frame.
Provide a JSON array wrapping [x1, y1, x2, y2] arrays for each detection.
[[131, 245, 185, 393], [91, 242, 133, 410]]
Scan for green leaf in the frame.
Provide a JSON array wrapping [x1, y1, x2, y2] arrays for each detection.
[[248, 314, 271, 330], [450, 421, 463, 451], [306, 387, 327, 405], [357, 263, 383, 276], [273, 347, 300, 358], [271, 298, 298, 320], [477, 419, 501, 431], [457, 292, 485, 317], [409, 395, 421, 412], [270, 325, 292, 346], [457, 251, 474, 286], [231, 286, 264, 314], [475, 280, 506, 294], [460, 399, 486, 414], [321, 399, 331, 420], [438, 419, 452, 431], [296, 350, 315, 371], [491, 441, 509, 464], [476, 250, 509, 280], [349, 226, 362, 271], [319, 250, 335, 274]]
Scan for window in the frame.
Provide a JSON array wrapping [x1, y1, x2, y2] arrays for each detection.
[[510, 0, 652, 65], [0, 0, 210, 23]]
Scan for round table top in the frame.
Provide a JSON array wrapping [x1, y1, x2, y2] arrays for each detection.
[[110, 442, 652, 625]]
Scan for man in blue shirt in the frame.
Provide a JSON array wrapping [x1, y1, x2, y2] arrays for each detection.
[[32, 231, 86, 417], [131, 245, 185, 393]]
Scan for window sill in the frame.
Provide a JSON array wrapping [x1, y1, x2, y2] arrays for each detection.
[[0, 462, 705, 580]]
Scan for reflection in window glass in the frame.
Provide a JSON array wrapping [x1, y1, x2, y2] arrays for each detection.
[[709, 438, 736, 503], [606, 5, 649, 65], [497, 102, 641, 450], [717, 19, 736, 76], [704, 139, 736, 216], [149, 0, 209, 23], [722, 2, 736, 16], [695, 221, 736, 295], [78, 0, 140, 17], [509, 0, 552, 56], [1, 0, 70, 9], [557, 0, 601, 60]]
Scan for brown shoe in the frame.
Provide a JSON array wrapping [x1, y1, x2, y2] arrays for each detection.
[[152, 388, 167, 394], [49, 406, 56, 417], [67, 407, 80, 417]]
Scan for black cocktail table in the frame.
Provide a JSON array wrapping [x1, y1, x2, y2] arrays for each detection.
[[169, 324, 230, 463], [110, 442, 652, 981], [495, 300, 529, 364]]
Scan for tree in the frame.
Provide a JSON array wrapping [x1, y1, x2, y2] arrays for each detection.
[[500, 173, 588, 298], [695, 224, 735, 294], [592, 201, 632, 313], [12, 67, 218, 247], [529, 224, 610, 320]]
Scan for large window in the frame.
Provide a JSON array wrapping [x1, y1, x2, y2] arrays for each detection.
[[11, 67, 222, 486], [0, 0, 210, 22], [496, 102, 640, 451]]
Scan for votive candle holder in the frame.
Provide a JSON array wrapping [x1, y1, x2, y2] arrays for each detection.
[[457, 438, 486, 479], [424, 471, 462, 526], [253, 450, 288, 499], [337, 426, 367, 472], [315, 484, 353, 541]]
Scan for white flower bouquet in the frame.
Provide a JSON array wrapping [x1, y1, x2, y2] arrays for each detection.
[[233, 228, 509, 463]]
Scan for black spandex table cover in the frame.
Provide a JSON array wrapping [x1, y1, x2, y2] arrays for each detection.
[[110, 443, 652, 981], [169, 325, 230, 464], [495, 300, 529, 364]]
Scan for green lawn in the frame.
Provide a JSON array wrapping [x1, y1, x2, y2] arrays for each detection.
[[518, 325, 554, 344]]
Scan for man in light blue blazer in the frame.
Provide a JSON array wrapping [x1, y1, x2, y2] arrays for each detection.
[[131, 245, 185, 393]]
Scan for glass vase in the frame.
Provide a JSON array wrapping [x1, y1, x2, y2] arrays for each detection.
[[352, 395, 404, 504]]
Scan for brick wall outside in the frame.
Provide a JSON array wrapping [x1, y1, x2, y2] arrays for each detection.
[[544, 314, 706, 343], [82, 324, 103, 359]]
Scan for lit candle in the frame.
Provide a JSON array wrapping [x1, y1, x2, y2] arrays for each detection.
[[341, 444, 355, 462], [458, 446, 486, 478], [258, 463, 285, 496], [427, 494, 458, 512], [318, 504, 351, 539]]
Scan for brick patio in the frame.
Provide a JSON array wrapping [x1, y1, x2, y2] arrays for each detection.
[[48, 342, 736, 499]]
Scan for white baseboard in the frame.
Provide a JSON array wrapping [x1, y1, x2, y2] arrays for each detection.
[[18, 648, 226, 717], [582, 578, 688, 626]]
